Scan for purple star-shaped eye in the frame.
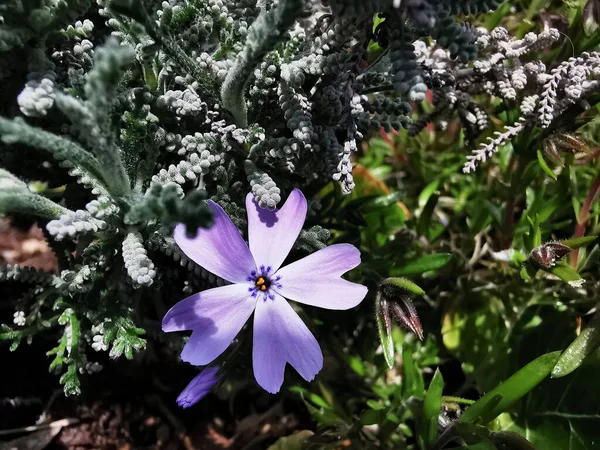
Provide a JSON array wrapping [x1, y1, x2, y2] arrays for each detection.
[[162, 189, 368, 403]]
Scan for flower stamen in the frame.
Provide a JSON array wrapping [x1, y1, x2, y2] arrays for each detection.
[[247, 270, 283, 299], [256, 276, 269, 291]]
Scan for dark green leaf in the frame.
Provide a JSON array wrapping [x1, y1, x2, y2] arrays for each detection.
[[421, 368, 444, 448], [391, 254, 453, 276], [381, 277, 426, 296], [560, 236, 597, 249], [460, 352, 561, 424], [537, 149, 557, 180], [418, 180, 439, 208], [553, 311, 600, 378], [359, 191, 406, 212], [547, 263, 584, 286], [360, 408, 388, 425], [402, 344, 425, 399]]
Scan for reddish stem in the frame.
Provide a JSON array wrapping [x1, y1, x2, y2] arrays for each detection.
[[502, 155, 520, 249], [379, 126, 394, 149], [571, 172, 600, 266]]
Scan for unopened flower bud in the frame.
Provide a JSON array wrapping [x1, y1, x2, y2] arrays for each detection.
[[379, 296, 392, 336], [389, 296, 424, 340], [378, 278, 424, 340], [542, 139, 562, 165], [176, 366, 221, 408], [529, 241, 571, 268]]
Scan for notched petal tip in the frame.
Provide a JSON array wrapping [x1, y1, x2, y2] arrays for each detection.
[[254, 371, 284, 394], [247, 188, 308, 272], [262, 384, 281, 395], [161, 313, 179, 333], [289, 187, 306, 200], [161, 297, 195, 333], [300, 363, 321, 383], [252, 296, 322, 394], [173, 222, 198, 246], [173, 201, 255, 283], [341, 243, 362, 267], [349, 283, 369, 308]]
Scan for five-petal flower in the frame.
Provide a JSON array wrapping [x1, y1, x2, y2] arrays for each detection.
[[162, 189, 368, 394]]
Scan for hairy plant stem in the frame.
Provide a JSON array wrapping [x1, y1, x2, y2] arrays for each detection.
[[502, 153, 522, 249]]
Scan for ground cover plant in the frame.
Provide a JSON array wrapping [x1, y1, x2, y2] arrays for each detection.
[[1, 0, 600, 448]]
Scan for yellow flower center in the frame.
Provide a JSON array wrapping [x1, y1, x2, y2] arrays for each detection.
[[256, 277, 267, 291]]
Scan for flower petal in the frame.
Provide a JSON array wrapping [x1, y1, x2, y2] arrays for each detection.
[[162, 284, 256, 365], [252, 293, 323, 393], [275, 244, 368, 310], [176, 366, 221, 408], [174, 201, 255, 283], [246, 188, 307, 272]]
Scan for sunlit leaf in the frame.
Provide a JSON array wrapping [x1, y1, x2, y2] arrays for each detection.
[[560, 236, 597, 249], [547, 263, 584, 287], [537, 149, 557, 180], [460, 352, 561, 424], [418, 180, 440, 208], [421, 368, 444, 448], [402, 344, 424, 399], [553, 311, 600, 378], [391, 253, 453, 276], [381, 277, 425, 296]]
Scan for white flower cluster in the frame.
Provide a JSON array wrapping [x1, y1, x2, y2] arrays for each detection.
[[197, 52, 232, 81], [245, 160, 282, 210], [79, 361, 103, 374], [53, 266, 94, 294], [157, 88, 208, 116], [85, 196, 119, 220], [17, 75, 56, 117], [91, 323, 109, 352], [463, 120, 525, 173], [47, 209, 107, 241], [281, 52, 349, 87], [0, 264, 52, 284], [538, 52, 600, 128], [13, 311, 26, 327], [64, 19, 94, 38], [73, 39, 93, 57], [122, 231, 157, 287]]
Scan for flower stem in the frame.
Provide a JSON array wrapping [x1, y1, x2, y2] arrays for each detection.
[[571, 171, 600, 266]]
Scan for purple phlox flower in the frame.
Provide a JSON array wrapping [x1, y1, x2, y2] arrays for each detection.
[[176, 366, 221, 408], [162, 188, 368, 394]]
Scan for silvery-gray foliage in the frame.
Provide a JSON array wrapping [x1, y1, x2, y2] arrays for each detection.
[[409, 25, 600, 172], [0, 0, 503, 395]]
